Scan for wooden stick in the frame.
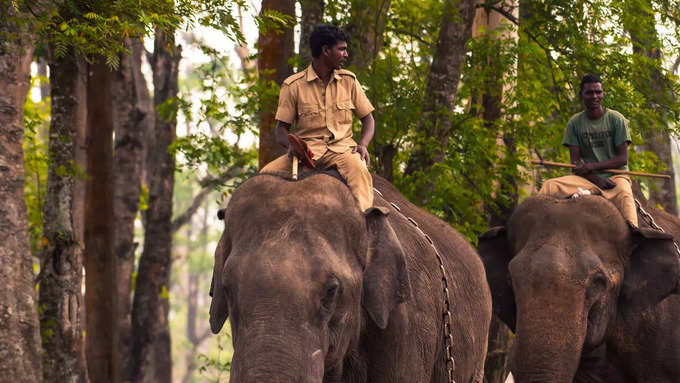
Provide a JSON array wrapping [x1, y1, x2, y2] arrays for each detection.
[[531, 160, 671, 179], [292, 156, 299, 180]]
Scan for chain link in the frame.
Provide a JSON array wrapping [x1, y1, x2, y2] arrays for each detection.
[[635, 199, 680, 258], [374, 188, 457, 383]]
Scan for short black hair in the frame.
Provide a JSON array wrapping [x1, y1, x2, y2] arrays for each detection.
[[579, 73, 602, 94], [309, 25, 348, 58]]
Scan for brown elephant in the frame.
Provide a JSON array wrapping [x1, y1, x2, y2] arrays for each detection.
[[479, 193, 680, 383], [209, 172, 491, 383]]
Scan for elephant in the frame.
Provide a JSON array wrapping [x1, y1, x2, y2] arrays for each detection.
[[478, 192, 680, 383], [209, 171, 492, 383]]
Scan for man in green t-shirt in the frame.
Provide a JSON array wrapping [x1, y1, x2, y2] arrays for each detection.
[[539, 74, 638, 226]]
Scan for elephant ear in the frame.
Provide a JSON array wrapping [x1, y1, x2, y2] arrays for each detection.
[[209, 210, 231, 334], [620, 224, 680, 313], [478, 226, 516, 332], [362, 206, 412, 329]]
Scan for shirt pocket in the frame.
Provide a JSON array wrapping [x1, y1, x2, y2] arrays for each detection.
[[336, 100, 354, 124], [298, 102, 322, 126]]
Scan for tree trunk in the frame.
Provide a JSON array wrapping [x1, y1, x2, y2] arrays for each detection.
[[471, 1, 520, 226], [114, 38, 152, 380], [404, 0, 477, 204], [128, 27, 180, 383], [346, 0, 391, 71], [622, 0, 678, 215], [257, 0, 295, 169], [84, 58, 119, 383], [0, 6, 43, 381], [40, 45, 89, 383], [298, 0, 324, 68]]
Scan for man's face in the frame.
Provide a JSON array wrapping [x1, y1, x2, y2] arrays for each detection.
[[323, 41, 348, 69], [581, 82, 604, 111]]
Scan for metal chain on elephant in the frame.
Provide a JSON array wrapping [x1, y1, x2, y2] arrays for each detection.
[[373, 188, 457, 383], [635, 199, 680, 258]]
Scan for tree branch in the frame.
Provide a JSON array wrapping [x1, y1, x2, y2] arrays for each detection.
[[170, 168, 243, 233], [673, 55, 680, 75], [385, 26, 433, 46]]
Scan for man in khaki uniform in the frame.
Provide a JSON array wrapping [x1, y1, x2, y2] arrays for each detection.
[[261, 25, 375, 212], [539, 74, 638, 226]]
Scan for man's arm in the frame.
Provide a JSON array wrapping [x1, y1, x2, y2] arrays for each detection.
[[353, 113, 375, 163], [569, 144, 629, 189], [274, 120, 292, 154]]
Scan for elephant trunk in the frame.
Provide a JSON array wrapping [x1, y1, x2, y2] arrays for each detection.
[[230, 328, 325, 383], [510, 250, 588, 383]]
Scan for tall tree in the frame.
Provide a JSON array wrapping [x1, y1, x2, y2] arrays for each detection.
[[84, 58, 118, 383], [346, 0, 391, 71], [113, 38, 152, 379], [0, 4, 43, 382], [472, 4, 517, 381], [622, 0, 678, 214], [128, 26, 181, 383], [39, 44, 89, 383], [298, 0, 325, 68], [404, 0, 477, 205], [257, 0, 295, 168]]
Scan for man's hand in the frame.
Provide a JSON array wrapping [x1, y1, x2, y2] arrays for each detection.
[[353, 145, 370, 164], [574, 162, 595, 176], [584, 173, 615, 190]]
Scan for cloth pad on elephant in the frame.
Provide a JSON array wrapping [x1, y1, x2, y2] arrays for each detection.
[[287, 133, 316, 169]]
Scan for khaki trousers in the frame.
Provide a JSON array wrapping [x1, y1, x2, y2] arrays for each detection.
[[261, 150, 374, 211], [538, 174, 638, 226]]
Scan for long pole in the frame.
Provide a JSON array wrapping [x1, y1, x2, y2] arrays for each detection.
[[531, 160, 671, 180]]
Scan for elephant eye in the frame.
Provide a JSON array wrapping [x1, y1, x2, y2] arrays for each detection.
[[321, 279, 340, 311], [587, 273, 609, 300]]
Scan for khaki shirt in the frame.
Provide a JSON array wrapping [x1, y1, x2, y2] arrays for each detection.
[[275, 65, 374, 159]]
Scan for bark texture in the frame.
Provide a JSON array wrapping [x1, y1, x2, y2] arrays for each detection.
[[40, 45, 89, 383], [298, 0, 324, 68], [0, 6, 43, 382], [114, 39, 152, 378], [470, 4, 518, 381], [404, 0, 477, 204], [346, 0, 391, 71], [257, 0, 295, 169], [128, 27, 180, 383], [84, 58, 119, 383], [623, 0, 678, 215]]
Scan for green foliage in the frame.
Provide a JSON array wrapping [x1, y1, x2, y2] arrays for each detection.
[[7, 0, 246, 68], [196, 329, 233, 381], [322, 0, 680, 241], [23, 77, 50, 256]]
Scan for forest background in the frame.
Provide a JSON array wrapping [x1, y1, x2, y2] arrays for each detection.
[[2, 0, 680, 382]]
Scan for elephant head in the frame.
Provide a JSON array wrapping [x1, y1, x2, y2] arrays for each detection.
[[479, 195, 680, 383], [209, 174, 411, 382]]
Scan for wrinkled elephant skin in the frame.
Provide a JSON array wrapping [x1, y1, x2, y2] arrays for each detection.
[[479, 195, 680, 383], [209, 173, 492, 383]]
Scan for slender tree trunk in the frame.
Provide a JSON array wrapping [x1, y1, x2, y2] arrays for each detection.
[[37, 56, 50, 100], [404, 0, 476, 204], [40, 45, 89, 383], [298, 0, 324, 68], [469, 3, 517, 382], [84, 58, 119, 383], [257, 0, 295, 169], [0, 6, 43, 381], [622, 0, 678, 215], [471, 1, 519, 226], [346, 0, 391, 71], [114, 38, 152, 380], [128, 27, 180, 383]]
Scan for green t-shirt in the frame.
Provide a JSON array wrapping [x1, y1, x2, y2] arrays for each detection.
[[563, 108, 631, 179]]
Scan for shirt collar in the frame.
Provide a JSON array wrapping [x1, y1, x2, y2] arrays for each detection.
[[306, 65, 341, 82]]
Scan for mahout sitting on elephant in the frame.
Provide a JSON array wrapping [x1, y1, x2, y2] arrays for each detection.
[[479, 190, 680, 383], [209, 171, 491, 383]]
